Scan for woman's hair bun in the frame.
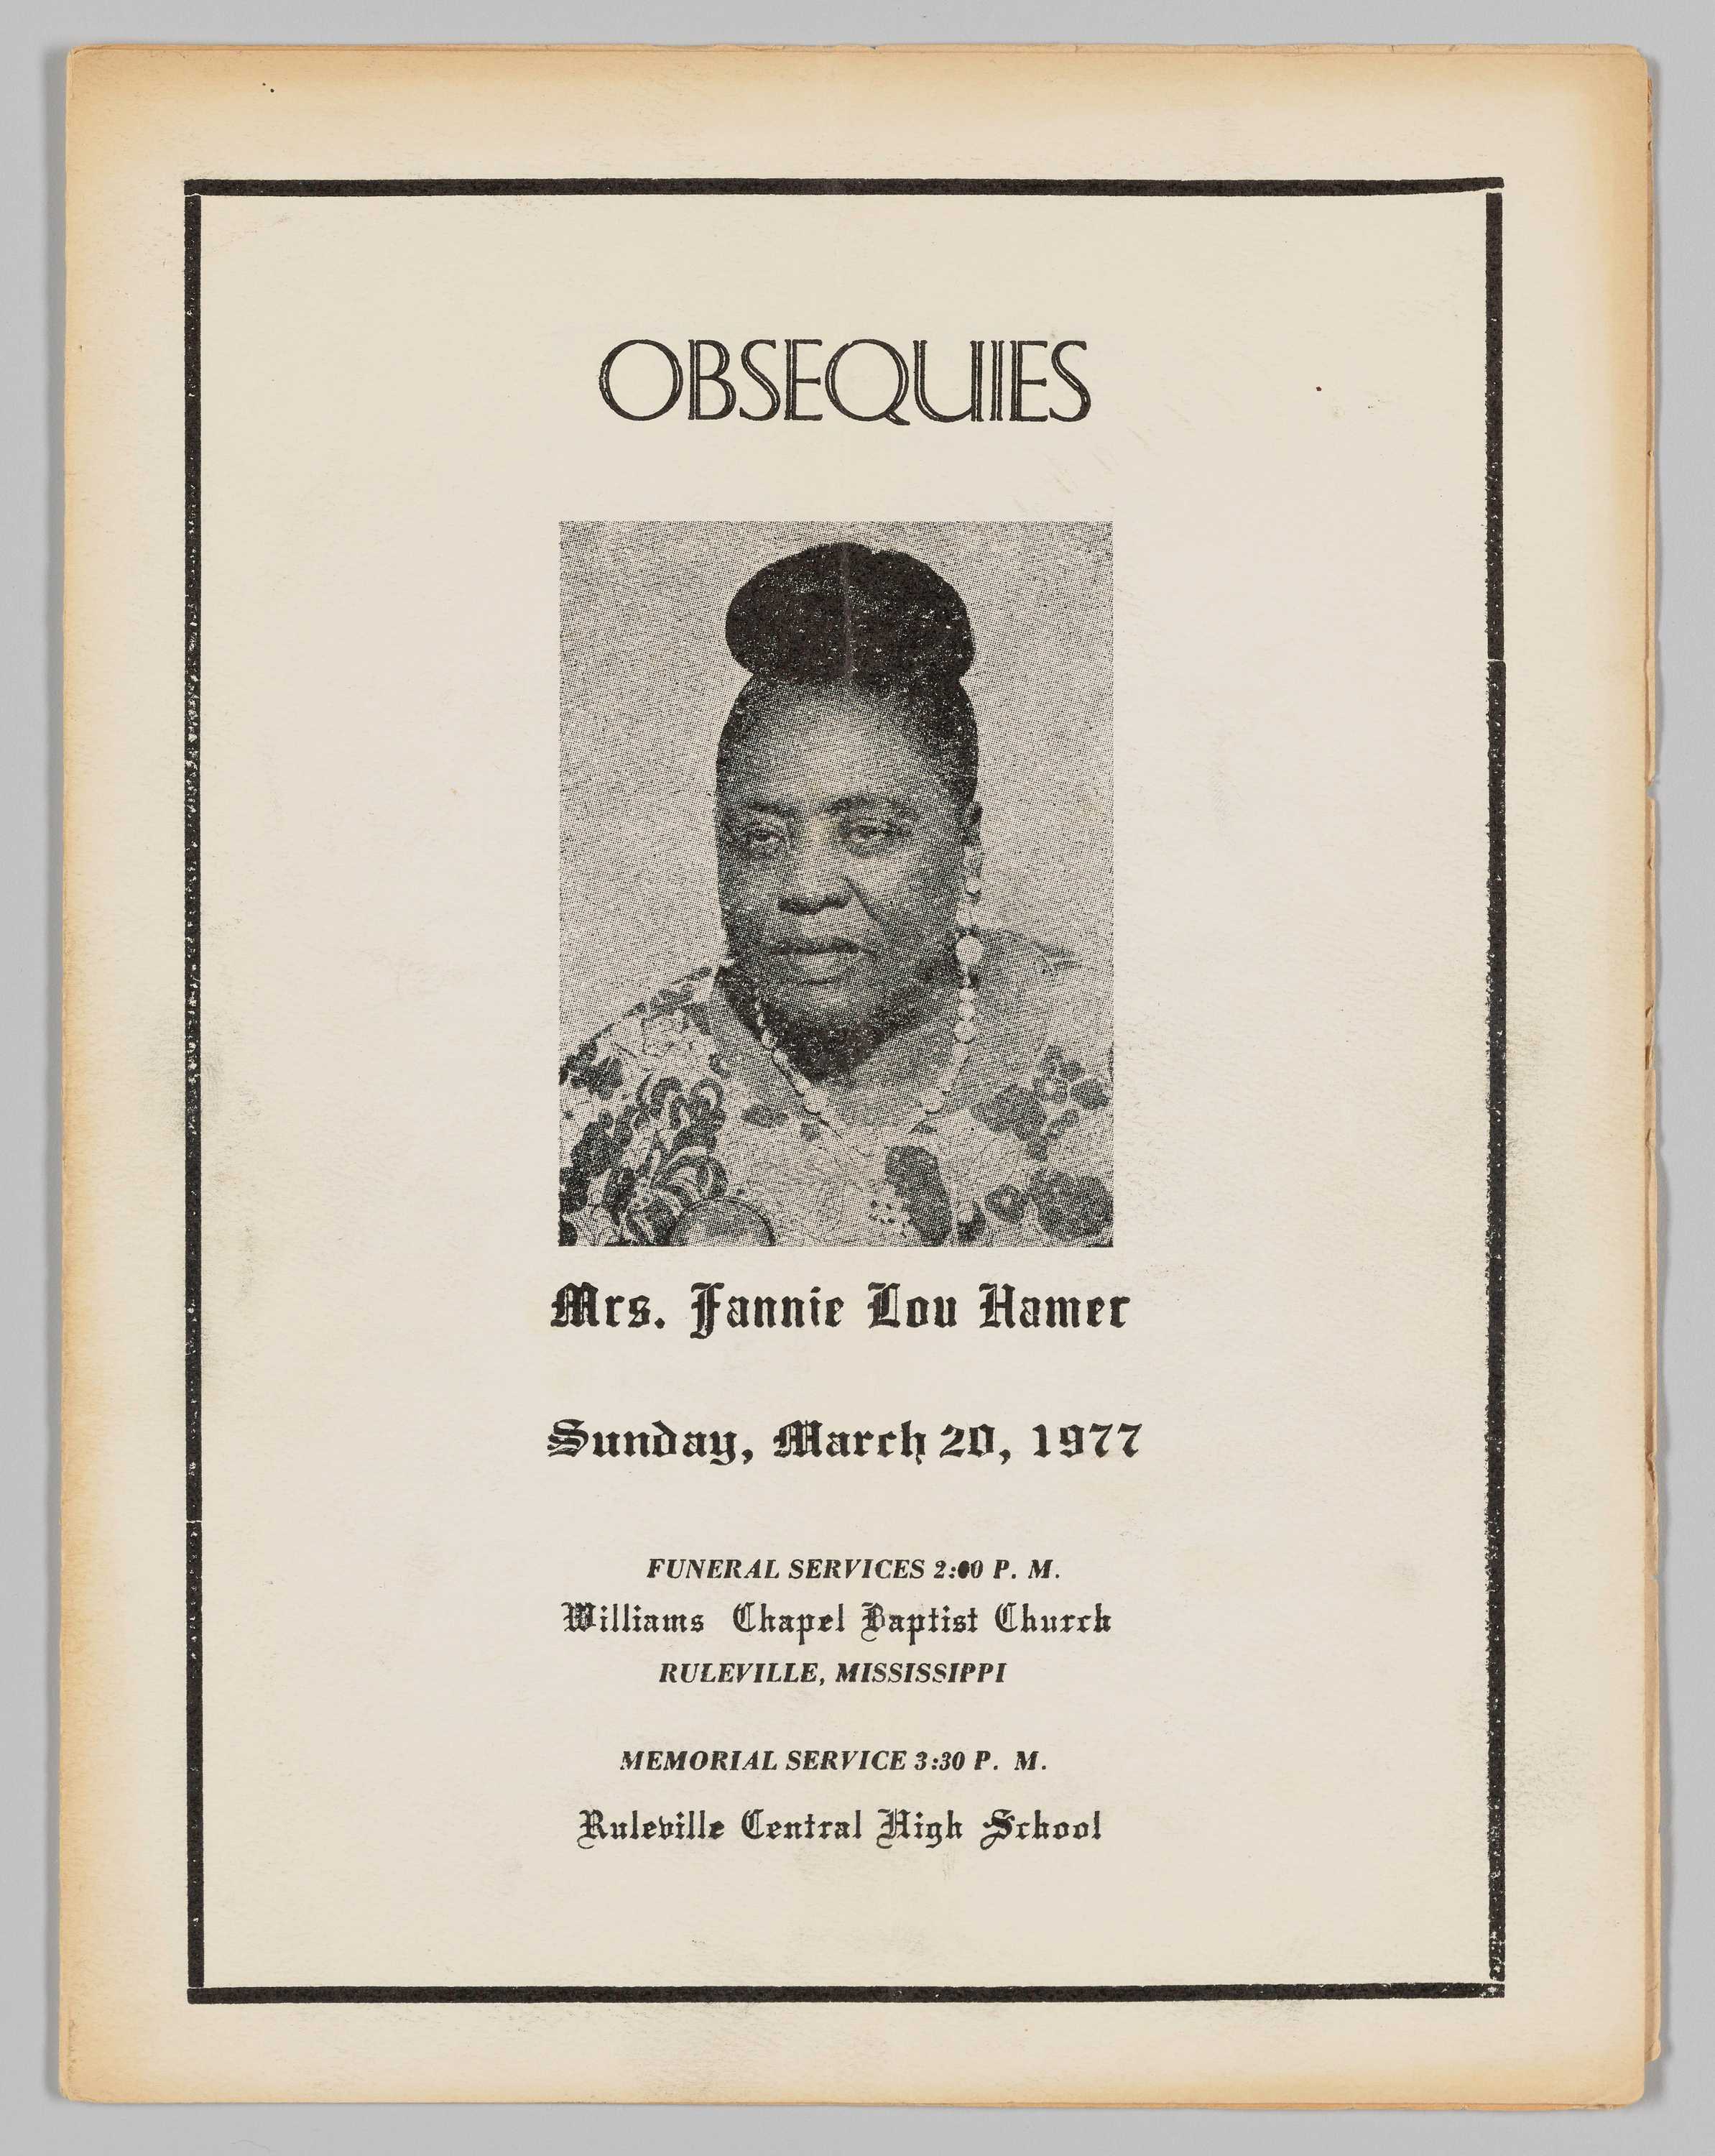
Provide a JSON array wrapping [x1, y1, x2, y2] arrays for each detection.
[[725, 542, 974, 690]]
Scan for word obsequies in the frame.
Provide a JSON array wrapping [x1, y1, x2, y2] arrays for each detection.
[[597, 337, 1091, 424]]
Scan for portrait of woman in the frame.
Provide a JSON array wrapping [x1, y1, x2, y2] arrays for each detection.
[[559, 535, 1114, 1248]]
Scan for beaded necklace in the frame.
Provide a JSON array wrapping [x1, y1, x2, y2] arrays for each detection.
[[752, 946, 981, 1137]]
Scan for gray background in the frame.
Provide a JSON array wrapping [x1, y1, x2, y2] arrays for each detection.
[[560, 520, 1112, 1051], [6, 1, 1706, 2147]]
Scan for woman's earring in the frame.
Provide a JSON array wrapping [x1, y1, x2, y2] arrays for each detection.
[[956, 844, 984, 929], [955, 844, 984, 972], [714, 929, 733, 972]]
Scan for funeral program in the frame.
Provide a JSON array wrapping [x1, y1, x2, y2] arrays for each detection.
[[60, 44, 1655, 2106]]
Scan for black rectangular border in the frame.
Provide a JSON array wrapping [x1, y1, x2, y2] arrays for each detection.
[[183, 175, 1505, 2006]]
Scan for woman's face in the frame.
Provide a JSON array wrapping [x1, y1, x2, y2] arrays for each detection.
[[716, 686, 975, 1044]]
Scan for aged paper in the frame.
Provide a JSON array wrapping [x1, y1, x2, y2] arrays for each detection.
[[61, 45, 1655, 2104]]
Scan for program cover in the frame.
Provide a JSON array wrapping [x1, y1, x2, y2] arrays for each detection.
[[60, 43, 1655, 2105]]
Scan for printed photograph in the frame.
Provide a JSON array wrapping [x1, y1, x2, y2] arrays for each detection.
[[560, 521, 1114, 1247]]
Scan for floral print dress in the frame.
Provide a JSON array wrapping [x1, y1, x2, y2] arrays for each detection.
[[559, 931, 1114, 1248]]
